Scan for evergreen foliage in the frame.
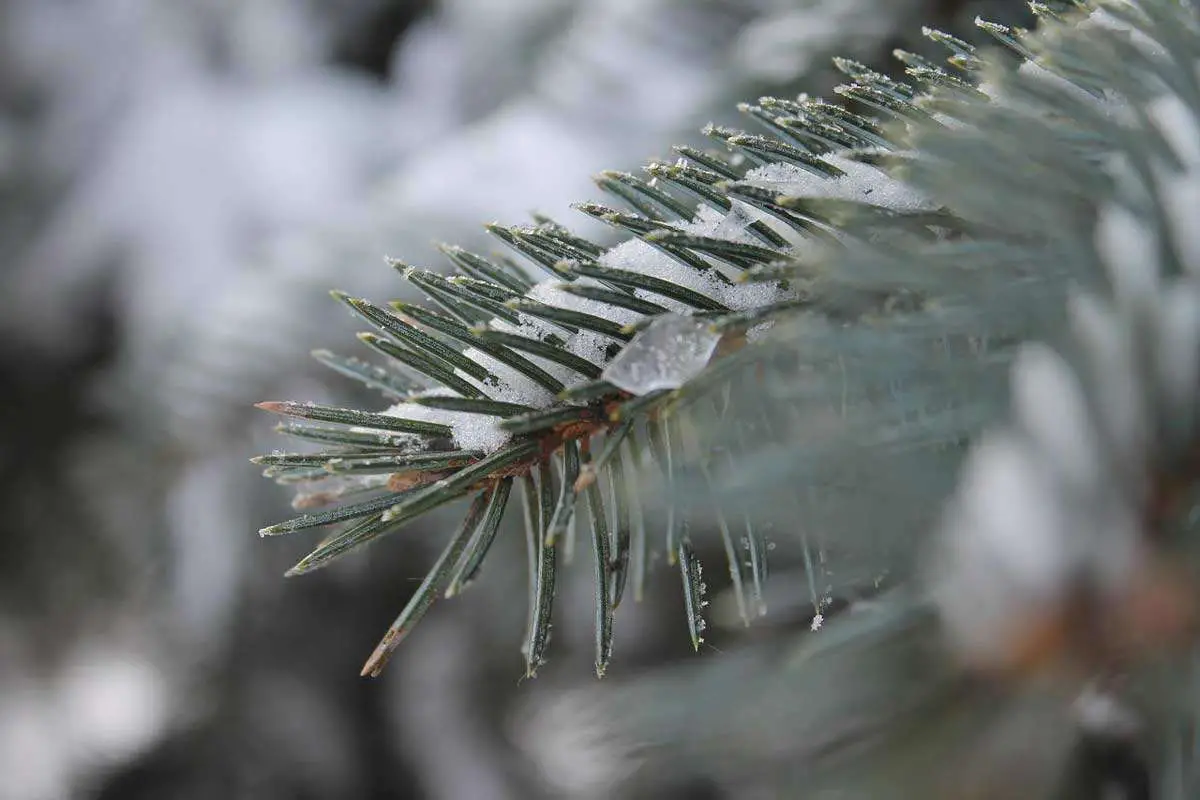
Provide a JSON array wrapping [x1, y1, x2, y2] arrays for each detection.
[[507, 2, 1200, 796], [254, 11, 1200, 776]]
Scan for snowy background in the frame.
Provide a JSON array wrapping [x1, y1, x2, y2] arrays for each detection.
[[0, 1, 1032, 798]]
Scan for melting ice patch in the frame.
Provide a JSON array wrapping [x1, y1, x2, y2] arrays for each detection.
[[602, 314, 722, 395]]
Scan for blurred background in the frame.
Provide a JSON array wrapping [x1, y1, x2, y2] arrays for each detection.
[[0, 2, 1033, 798]]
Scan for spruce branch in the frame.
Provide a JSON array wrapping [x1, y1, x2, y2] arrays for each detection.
[[252, 0, 1196, 700]]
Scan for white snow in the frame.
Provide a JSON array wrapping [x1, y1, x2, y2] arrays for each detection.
[[525, 279, 645, 329], [462, 346, 560, 409], [382, 390, 510, 454], [600, 239, 720, 314], [598, 216, 795, 316], [745, 155, 934, 213], [681, 202, 757, 243], [517, 689, 641, 798], [1009, 343, 1102, 493], [930, 431, 1077, 667]]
